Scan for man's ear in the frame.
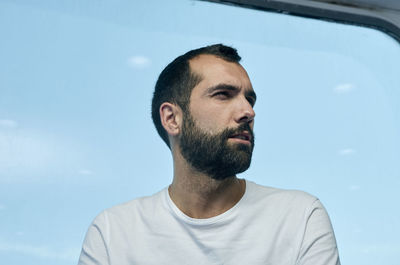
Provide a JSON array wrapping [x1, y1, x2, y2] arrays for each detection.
[[160, 102, 182, 137]]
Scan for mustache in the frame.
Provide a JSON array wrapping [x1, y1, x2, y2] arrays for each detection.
[[222, 123, 254, 140]]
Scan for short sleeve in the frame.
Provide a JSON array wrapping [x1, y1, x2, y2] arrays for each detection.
[[296, 199, 341, 265], [78, 212, 110, 265]]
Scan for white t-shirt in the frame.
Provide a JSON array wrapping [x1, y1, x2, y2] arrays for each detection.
[[78, 180, 340, 265]]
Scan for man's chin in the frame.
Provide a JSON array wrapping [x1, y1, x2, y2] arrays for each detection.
[[227, 141, 253, 154]]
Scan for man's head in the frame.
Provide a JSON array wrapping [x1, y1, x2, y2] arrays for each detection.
[[151, 44, 242, 148], [151, 44, 256, 179]]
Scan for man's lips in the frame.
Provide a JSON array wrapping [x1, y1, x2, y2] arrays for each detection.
[[228, 131, 252, 142]]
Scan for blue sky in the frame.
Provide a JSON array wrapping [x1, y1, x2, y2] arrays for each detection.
[[1, 0, 400, 264]]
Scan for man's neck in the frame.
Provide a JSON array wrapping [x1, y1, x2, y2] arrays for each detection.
[[168, 155, 246, 219]]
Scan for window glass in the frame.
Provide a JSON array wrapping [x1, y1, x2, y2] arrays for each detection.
[[0, 0, 399, 264]]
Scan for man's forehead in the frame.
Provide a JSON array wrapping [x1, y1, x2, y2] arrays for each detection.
[[189, 54, 238, 73], [189, 54, 253, 91]]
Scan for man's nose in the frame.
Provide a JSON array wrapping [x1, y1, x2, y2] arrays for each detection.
[[236, 98, 255, 123]]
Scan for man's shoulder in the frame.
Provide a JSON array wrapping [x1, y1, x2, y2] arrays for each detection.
[[92, 188, 166, 226], [245, 180, 319, 210]]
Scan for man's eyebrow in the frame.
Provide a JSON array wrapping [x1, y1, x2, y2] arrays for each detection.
[[206, 84, 240, 94], [206, 84, 256, 99]]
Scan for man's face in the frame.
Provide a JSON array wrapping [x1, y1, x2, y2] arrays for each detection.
[[178, 55, 256, 180]]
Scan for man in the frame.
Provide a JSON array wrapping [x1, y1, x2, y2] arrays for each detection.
[[78, 44, 340, 265]]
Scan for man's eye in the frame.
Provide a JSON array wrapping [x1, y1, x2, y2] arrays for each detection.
[[247, 97, 256, 107], [213, 91, 230, 98]]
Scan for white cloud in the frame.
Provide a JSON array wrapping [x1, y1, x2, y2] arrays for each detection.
[[338, 148, 356, 155], [0, 240, 79, 261], [78, 169, 93, 175], [0, 125, 86, 182], [0, 204, 5, 210], [333, 83, 356, 94], [0, 130, 53, 172], [0, 119, 18, 129], [348, 185, 361, 191], [128, 55, 151, 68]]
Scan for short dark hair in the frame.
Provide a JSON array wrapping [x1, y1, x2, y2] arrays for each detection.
[[151, 44, 242, 148]]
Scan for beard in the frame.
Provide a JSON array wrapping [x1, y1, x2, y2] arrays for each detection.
[[179, 112, 255, 180]]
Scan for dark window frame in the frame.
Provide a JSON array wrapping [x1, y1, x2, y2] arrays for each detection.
[[200, 0, 400, 43]]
